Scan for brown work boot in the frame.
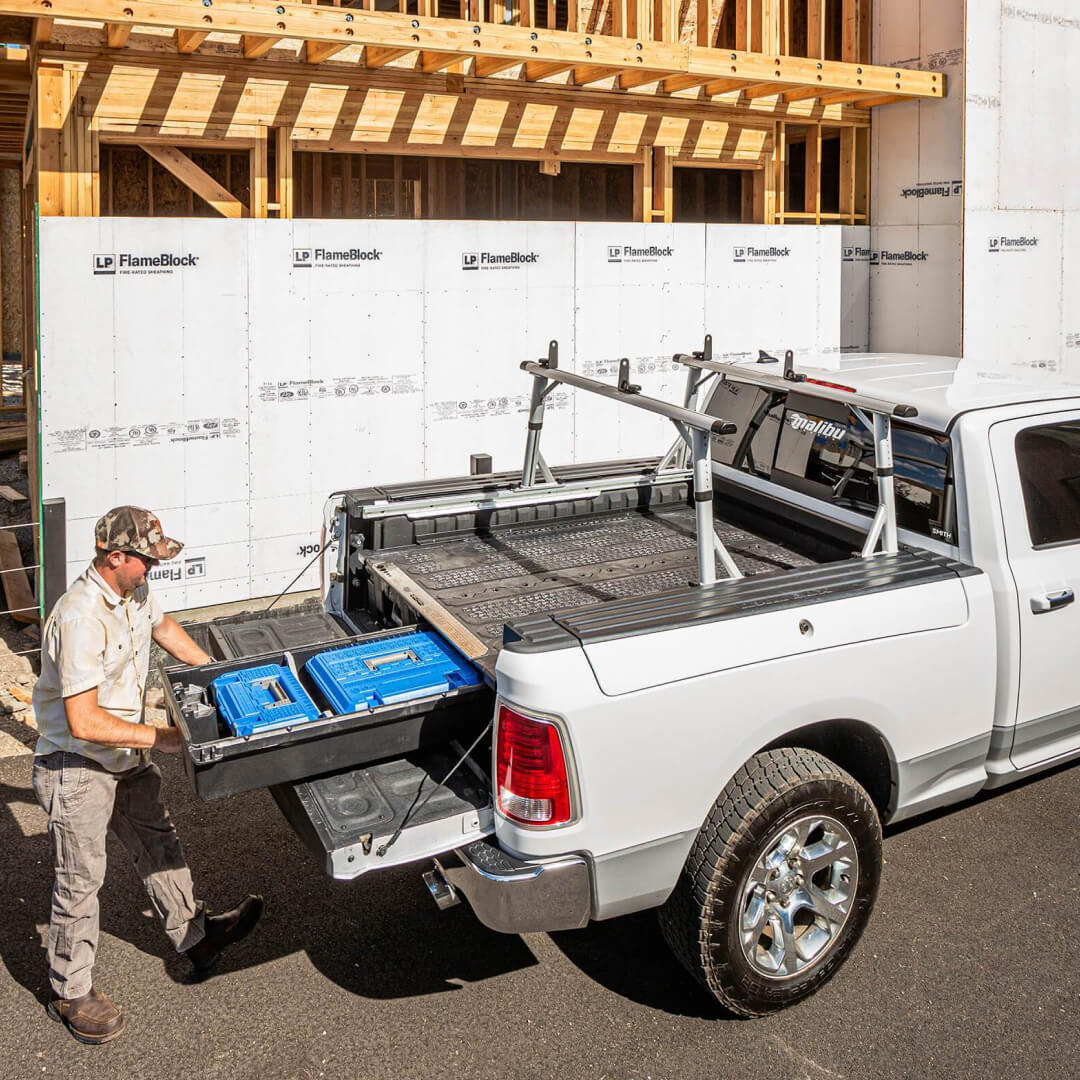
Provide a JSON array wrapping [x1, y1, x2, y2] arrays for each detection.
[[47, 987, 126, 1045], [186, 894, 264, 976]]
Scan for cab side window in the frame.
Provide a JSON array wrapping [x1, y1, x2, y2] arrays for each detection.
[[1015, 422, 1080, 547]]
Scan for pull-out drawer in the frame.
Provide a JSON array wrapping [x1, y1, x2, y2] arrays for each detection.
[[161, 625, 492, 801], [272, 741, 494, 878]]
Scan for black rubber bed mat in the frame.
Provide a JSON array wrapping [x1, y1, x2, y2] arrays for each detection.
[[372, 507, 816, 656]]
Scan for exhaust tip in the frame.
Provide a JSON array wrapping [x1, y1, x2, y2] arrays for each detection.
[[423, 862, 460, 912]]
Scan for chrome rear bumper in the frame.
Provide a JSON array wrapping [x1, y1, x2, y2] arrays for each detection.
[[429, 839, 591, 934]]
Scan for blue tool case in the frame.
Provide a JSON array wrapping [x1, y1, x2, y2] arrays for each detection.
[[305, 630, 481, 715], [211, 664, 321, 737]]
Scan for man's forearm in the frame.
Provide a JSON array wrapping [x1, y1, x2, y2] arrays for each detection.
[[152, 616, 212, 666], [69, 705, 160, 749]]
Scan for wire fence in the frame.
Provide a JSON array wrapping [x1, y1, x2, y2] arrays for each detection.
[[0, 519, 42, 658]]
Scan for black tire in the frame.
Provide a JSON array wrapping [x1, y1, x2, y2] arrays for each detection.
[[659, 747, 882, 1017]]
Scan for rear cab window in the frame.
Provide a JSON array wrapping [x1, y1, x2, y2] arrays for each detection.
[[706, 378, 956, 545]]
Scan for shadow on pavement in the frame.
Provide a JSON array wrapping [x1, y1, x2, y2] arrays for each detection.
[[550, 912, 726, 1022], [0, 756, 539, 1005]]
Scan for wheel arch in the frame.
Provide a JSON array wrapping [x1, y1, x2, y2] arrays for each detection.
[[760, 718, 899, 821]]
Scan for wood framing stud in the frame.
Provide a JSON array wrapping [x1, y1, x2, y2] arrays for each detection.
[[32, 16, 51, 43], [138, 143, 245, 217]]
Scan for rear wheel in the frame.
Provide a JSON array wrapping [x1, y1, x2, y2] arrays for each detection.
[[659, 747, 882, 1016]]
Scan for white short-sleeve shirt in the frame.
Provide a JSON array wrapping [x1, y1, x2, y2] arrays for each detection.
[[33, 562, 164, 772]]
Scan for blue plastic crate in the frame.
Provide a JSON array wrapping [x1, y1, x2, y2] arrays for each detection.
[[305, 631, 481, 715], [211, 663, 321, 737]]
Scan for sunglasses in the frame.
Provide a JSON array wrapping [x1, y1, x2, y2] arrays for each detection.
[[123, 551, 159, 570]]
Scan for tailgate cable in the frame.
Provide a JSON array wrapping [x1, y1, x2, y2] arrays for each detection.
[[376, 719, 494, 858]]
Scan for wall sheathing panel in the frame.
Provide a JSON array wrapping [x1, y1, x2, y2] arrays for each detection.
[[40, 219, 859, 608], [869, 0, 964, 357], [961, 1, 1080, 380], [573, 223, 704, 462]]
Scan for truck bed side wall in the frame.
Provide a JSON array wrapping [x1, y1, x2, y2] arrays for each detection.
[[494, 571, 997, 920]]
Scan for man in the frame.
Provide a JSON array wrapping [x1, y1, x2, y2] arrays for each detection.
[[32, 506, 263, 1045]]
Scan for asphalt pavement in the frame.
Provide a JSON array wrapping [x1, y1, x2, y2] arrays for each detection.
[[2, 721, 1078, 1080]]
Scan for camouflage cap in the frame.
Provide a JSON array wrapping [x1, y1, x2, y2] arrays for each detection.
[[94, 506, 183, 561]]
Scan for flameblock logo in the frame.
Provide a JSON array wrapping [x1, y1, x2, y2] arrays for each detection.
[[293, 248, 313, 267], [184, 556, 206, 579], [733, 247, 747, 262], [93, 254, 116, 275], [607, 246, 622, 263], [462, 252, 479, 270], [989, 235, 1038, 253]]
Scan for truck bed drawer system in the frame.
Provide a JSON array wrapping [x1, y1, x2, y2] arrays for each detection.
[[161, 626, 490, 801]]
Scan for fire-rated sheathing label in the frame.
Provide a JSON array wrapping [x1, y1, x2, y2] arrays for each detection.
[[579, 357, 681, 379], [431, 390, 570, 422], [257, 375, 419, 403], [47, 417, 242, 454]]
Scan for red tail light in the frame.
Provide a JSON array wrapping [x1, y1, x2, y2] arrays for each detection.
[[495, 704, 573, 826]]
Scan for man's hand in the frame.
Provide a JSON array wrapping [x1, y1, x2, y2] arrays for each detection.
[[152, 726, 183, 754]]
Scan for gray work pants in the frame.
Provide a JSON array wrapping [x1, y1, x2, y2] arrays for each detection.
[[32, 750, 207, 999]]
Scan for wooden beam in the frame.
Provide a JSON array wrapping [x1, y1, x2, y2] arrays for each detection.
[[138, 143, 245, 217], [818, 89, 874, 106], [0, 0, 944, 103], [306, 40, 350, 63], [276, 125, 293, 217], [742, 81, 791, 99], [704, 78, 748, 95], [364, 46, 414, 67], [662, 74, 712, 93], [242, 35, 280, 58], [573, 65, 623, 84], [32, 17, 51, 43], [696, 0, 712, 47], [174, 28, 208, 53], [783, 86, 825, 103], [804, 122, 821, 223], [251, 126, 268, 217], [807, 0, 825, 59], [855, 94, 908, 107], [619, 69, 670, 90], [474, 56, 520, 76], [652, 144, 672, 221], [105, 23, 131, 47], [842, 0, 859, 63], [839, 124, 855, 222], [420, 50, 467, 73], [635, 145, 652, 222], [524, 60, 575, 80], [775, 118, 785, 220]]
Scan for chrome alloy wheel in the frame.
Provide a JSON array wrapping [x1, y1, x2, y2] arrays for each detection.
[[737, 814, 859, 979]]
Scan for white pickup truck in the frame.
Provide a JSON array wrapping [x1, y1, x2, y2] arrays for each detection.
[[164, 345, 1080, 1016]]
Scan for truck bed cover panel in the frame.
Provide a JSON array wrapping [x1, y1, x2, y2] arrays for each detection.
[[505, 551, 979, 651]]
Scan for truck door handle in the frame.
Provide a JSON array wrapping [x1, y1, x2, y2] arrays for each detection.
[[1031, 589, 1075, 614]]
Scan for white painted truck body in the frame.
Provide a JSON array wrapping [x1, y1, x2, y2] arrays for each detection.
[[356, 356, 1080, 924], [271, 351, 1080, 1010]]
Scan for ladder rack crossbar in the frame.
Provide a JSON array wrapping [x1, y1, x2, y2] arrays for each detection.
[[673, 354, 919, 421]]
